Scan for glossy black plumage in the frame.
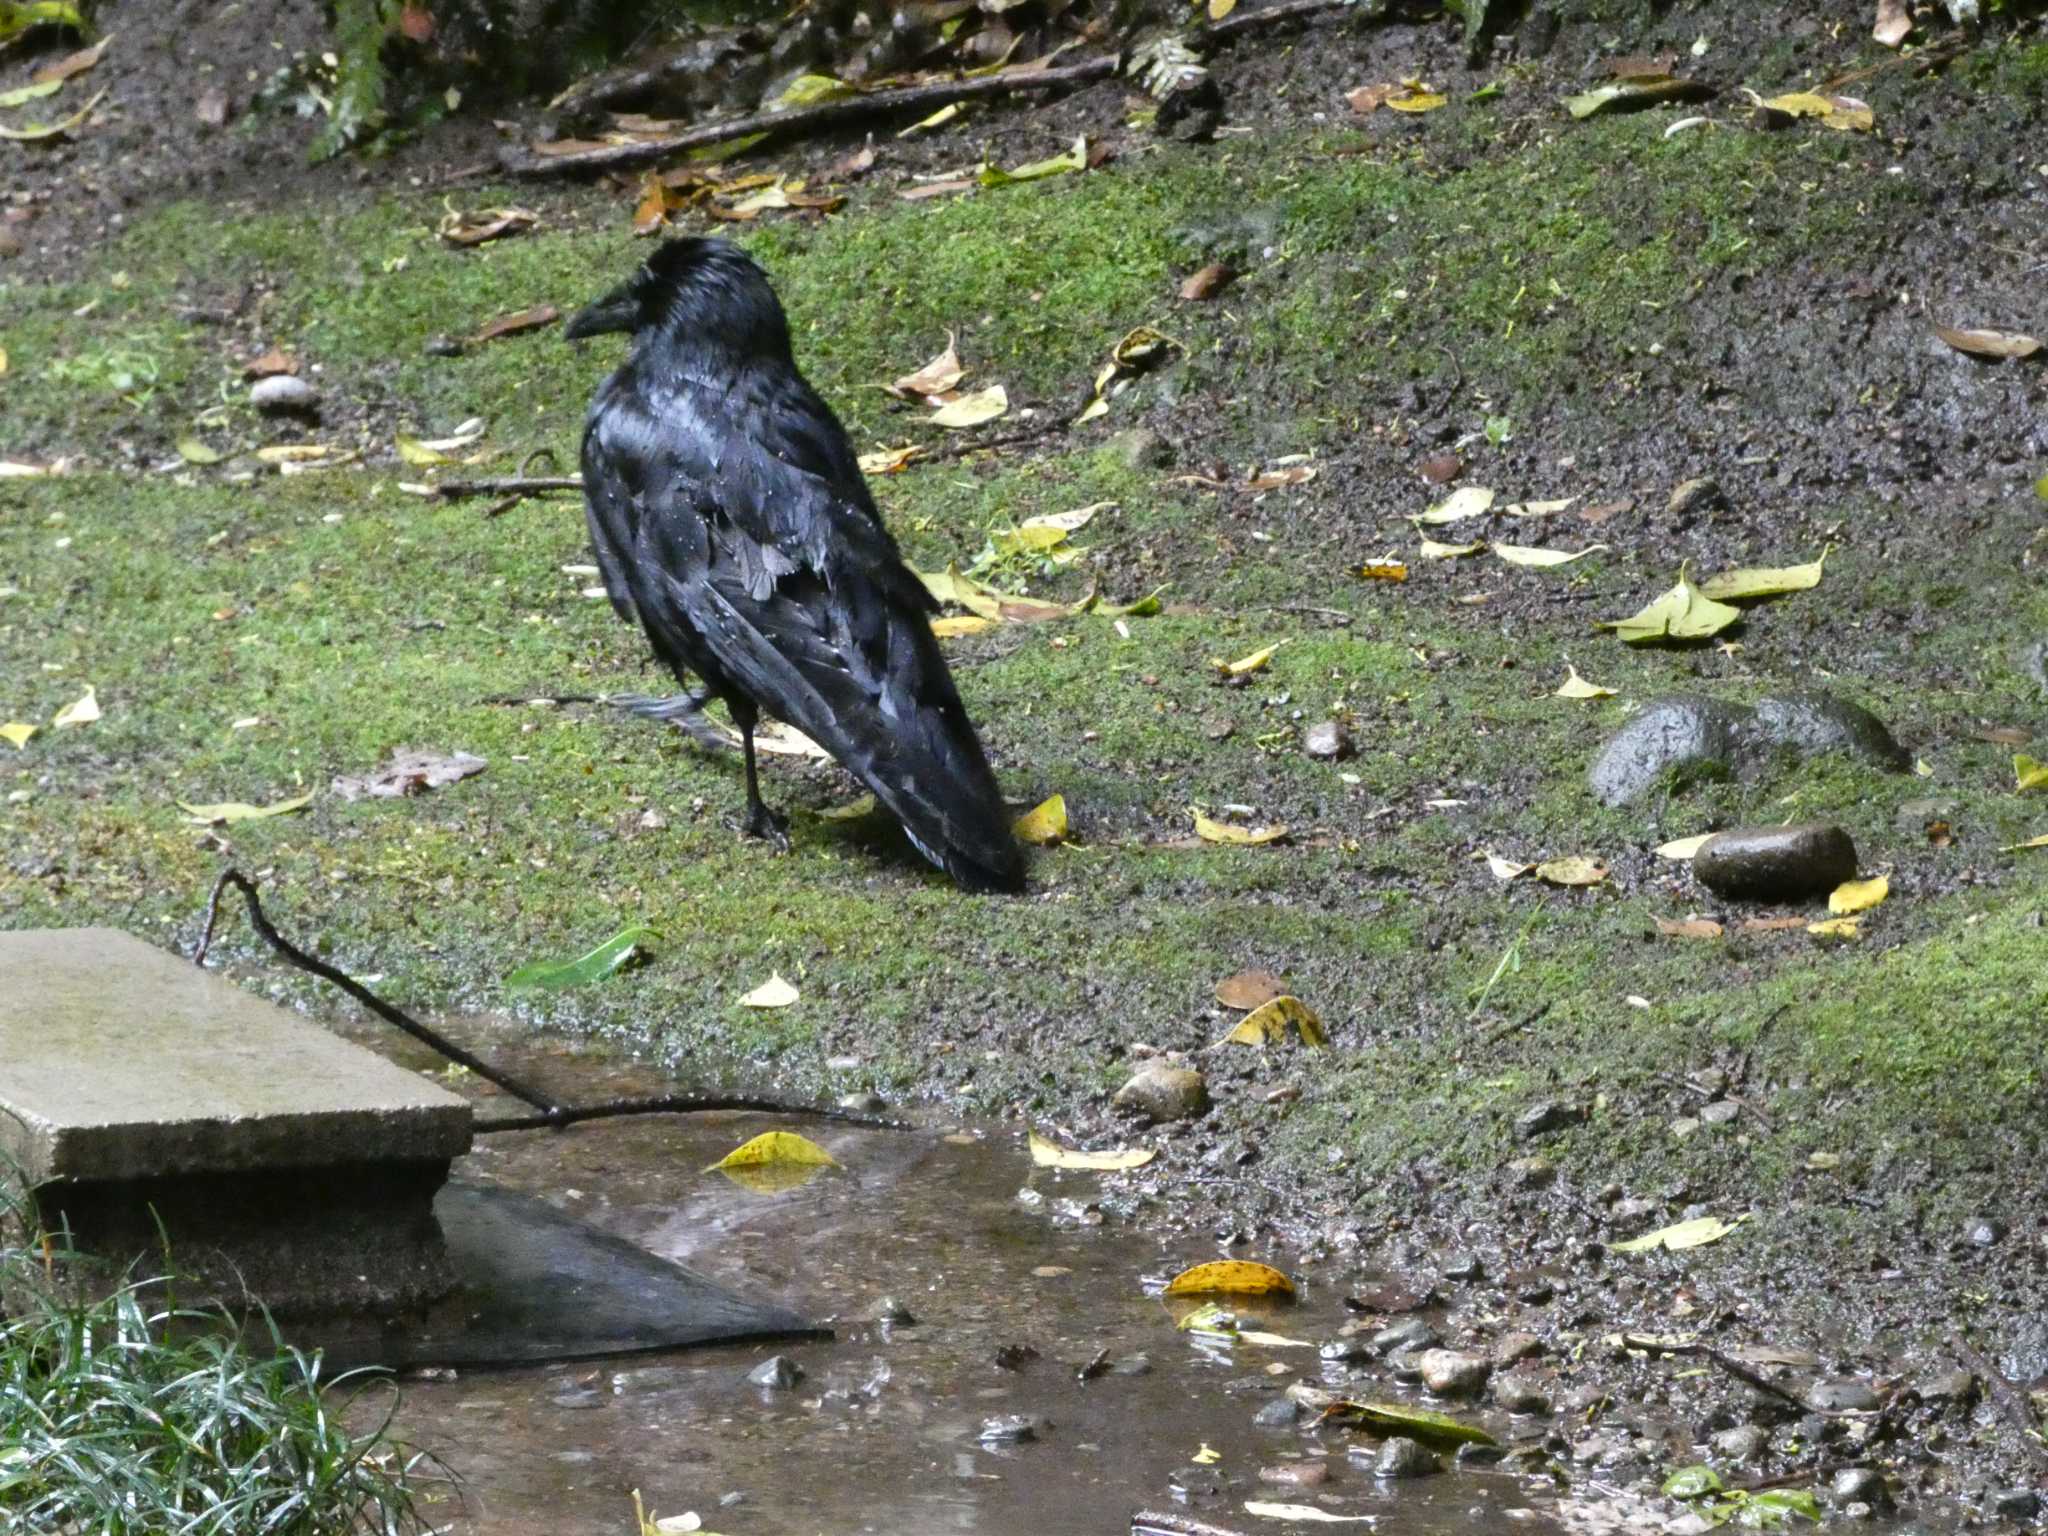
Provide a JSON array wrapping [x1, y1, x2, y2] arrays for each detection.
[[567, 237, 1025, 894]]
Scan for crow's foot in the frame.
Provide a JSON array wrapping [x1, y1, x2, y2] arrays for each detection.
[[739, 800, 791, 852]]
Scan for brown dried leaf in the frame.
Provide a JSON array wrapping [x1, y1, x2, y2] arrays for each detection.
[[438, 206, 540, 247], [242, 347, 297, 379], [32, 35, 112, 86], [1740, 915, 1809, 934], [1934, 324, 2043, 361], [332, 749, 487, 802], [1216, 969, 1289, 1010], [828, 144, 877, 179], [1605, 51, 1679, 78], [1656, 916, 1725, 940], [1874, 0, 1910, 46], [892, 333, 967, 399], [1180, 263, 1238, 302], [472, 304, 561, 344]]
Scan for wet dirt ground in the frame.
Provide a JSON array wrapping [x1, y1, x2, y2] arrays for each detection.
[[355, 1018, 1579, 1536]]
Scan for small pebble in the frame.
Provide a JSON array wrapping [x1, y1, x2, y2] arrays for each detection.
[[1369, 1436, 1442, 1478], [1417, 1348, 1492, 1398], [1303, 720, 1349, 760], [746, 1355, 803, 1390], [979, 1414, 1042, 1445], [250, 374, 316, 412]]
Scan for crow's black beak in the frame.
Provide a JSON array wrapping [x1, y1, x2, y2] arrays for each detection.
[[564, 285, 640, 340]]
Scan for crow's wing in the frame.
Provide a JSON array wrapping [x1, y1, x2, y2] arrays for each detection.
[[584, 367, 1024, 893]]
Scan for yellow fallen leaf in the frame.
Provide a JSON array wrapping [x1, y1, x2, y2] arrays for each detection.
[[1758, 89, 1873, 131], [2017, 754, 2048, 792], [1598, 566, 1742, 646], [254, 443, 335, 464], [1413, 486, 1495, 525], [395, 434, 452, 467], [1503, 496, 1580, 517], [1013, 793, 1068, 845], [1493, 542, 1607, 568], [0, 87, 106, 142], [1697, 546, 1830, 602], [1237, 1330, 1316, 1348], [1420, 538, 1485, 559], [1193, 812, 1288, 846], [1211, 641, 1286, 676], [0, 345, 7, 376], [1806, 917, 1861, 940], [816, 794, 876, 821], [176, 436, 227, 465], [1028, 1131, 1155, 1171], [0, 722, 36, 750], [707, 1130, 838, 1171], [1218, 995, 1328, 1049], [177, 792, 314, 825], [858, 443, 924, 475], [1934, 324, 2043, 362], [1554, 665, 1616, 700], [1164, 1260, 1296, 1298], [1828, 874, 1888, 915], [930, 614, 994, 638], [1386, 81, 1448, 113], [52, 686, 99, 728], [1355, 558, 1409, 582], [927, 384, 1008, 429], [1612, 1214, 1746, 1253], [1535, 856, 1607, 887], [918, 564, 1005, 621], [1655, 833, 1714, 860], [1486, 852, 1533, 881], [1192, 1442, 1222, 1464], [1999, 833, 2048, 851], [738, 972, 800, 1008]]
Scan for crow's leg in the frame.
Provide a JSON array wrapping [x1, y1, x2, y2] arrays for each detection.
[[730, 701, 790, 850], [609, 688, 731, 752]]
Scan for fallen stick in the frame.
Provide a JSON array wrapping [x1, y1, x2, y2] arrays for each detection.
[[1131, 1512, 1258, 1536], [1952, 1333, 2048, 1475], [507, 0, 1367, 180], [432, 474, 582, 500], [502, 58, 1116, 179], [1627, 1335, 1859, 1418]]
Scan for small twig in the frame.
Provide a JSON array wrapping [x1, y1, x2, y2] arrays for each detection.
[[1725, 1463, 1856, 1495], [916, 417, 1073, 466], [503, 59, 1117, 179], [1479, 999, 1553, 1047], [1629, 1335, 1875, 1419], [1263, 603, 1354, 626], [475, 1095, 902, 1134], [1953, 1333, 2048, 1475], [1131, 1512, 1258, 1536], [432, 475, 582, 502]]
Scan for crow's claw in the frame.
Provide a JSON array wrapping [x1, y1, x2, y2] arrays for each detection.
[[740, 801, 791, 852]]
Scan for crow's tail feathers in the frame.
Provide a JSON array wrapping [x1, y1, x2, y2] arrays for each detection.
[[862, 699, 1026, 896]]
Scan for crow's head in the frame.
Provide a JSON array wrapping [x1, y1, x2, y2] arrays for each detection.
[[563, 237, 791, 360]]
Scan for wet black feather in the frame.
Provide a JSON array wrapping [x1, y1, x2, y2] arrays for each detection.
[[573, 237, 1026, 894]]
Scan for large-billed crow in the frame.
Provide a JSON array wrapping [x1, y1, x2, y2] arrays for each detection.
[[565, 237, 1026, 894]]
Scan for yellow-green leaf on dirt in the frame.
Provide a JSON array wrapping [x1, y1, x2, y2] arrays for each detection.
[[738, 972, 800, 1008], [1612, 1214, 1746, 1253], [1164, 1260, 1296, 1298], [1013, 794, 1068, 845], [51, 686, 100, 728], [1828, 875, 1888, 915], [927, 384, 1008, 429], [2017, 755, 2048, 792], [1535, 856, 1607, 887], [1193, 812, 1288, 846], [177, 792, 314, 825], [1656, 833, 1714, 860], [1598, 569, 1741, 646], [1027, 1132, 1155, 1171], [1218, 995, 1328, 1049], [0, 722, 37, 750], [1697, 547, 1830, 602], [1212, 641, 1286, 676], [1554, 665, 1616, 699], [1493, 542, 1606, 568], [1320, 1400, 1500, 1449]]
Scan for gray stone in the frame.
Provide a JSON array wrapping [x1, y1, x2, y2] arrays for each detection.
[[837, 1091, 887, 1114], [2026, 639, 2048, 693], [1589, 695, 1752, 806], [1808, 1378, 1881, 1413], [978, 1413, 1042, 1444], [1494, 1332, 1543, 1366], [1516, 1101, 1580, 1140], [1254, 1396, 1305, 1428], [1752, 692, 1909, 769], [0, 928, 471, 1182], [1455, 1439, 1508, 1466], [1712, 1424, 1769, 1463], [1492, 1372, 1551, 1414], [1319, 1337, 1373, 1364], [1589, 692, 1906, 806], [1920, 1368, 1976, 1403], [1441, 1250, 1482, 1281], [1418, 1348, 1492, 1397], [1668, 476, 1726, 518], [1114, 427, 1175, 469], [1304, 720, 1350, 760], [1700, 1101, 1741, 1126], [747, 1355, 803, 1389], [1372, 1318, 1440, 1356], [1371, 1436, 1442, 1477], [1964, 1215, 2006, 1247], [250, 374, 317, 412], [1993, 1488, 2042, 1520], [1508, 1155, 1558, 1189], [1830, 1467, 1889, 1509], [1693, 823, 1858, 902], [872, 1296, 918, 1326], [1113, 1063, 1209, 1122], [1108, 1353, 1153, 1377]]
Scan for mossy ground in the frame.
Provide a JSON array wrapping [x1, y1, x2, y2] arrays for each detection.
[[4, 6, 2047, 1356]]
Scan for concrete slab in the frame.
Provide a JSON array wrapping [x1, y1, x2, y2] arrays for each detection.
[[0, 927, 471, 1184]]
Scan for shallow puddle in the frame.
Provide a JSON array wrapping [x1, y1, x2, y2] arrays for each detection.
[[340, 1020, 1574, 1536]]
